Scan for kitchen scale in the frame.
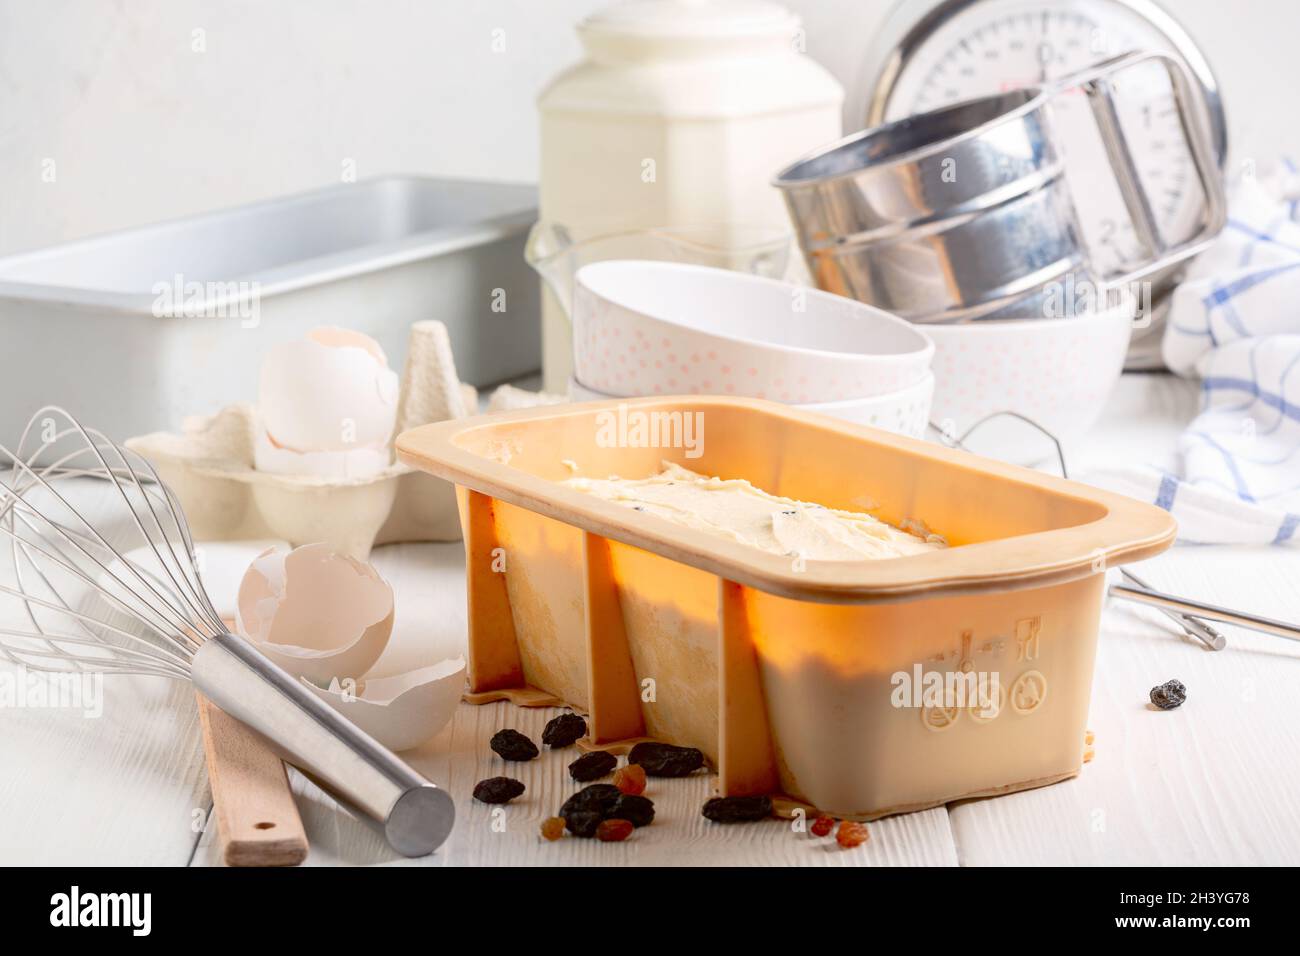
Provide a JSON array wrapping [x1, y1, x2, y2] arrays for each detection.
[[855, 0, 1228, 367]]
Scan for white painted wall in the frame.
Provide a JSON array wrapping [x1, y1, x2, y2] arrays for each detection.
[[0, 0, 1295, 255]]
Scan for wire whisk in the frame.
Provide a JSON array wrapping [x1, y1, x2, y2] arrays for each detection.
[[0, 408, 224, 680], [0, 408, 453, 856]]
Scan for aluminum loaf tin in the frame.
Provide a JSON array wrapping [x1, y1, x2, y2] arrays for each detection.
[[397, 397, 1176, 819], [0, 177, 539, 442]]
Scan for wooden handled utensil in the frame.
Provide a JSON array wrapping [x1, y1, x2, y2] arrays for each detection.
[[196, 693, 309, 867]]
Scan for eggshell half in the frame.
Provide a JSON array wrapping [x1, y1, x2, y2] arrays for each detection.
[[253, 426, 391, 479], [190, 539, 292, 621], [303, 656, 466, 751], [259, 326, 400, 452], [235, 543, 393, 683]]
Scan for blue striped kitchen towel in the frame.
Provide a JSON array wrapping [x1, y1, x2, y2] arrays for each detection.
[[1090, 162, 1300, 545]]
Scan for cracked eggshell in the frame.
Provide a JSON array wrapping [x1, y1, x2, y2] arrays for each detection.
[[252, 426, 391, 479], [259, 326, 400, 452], [235, 543, 394, 684], [303, 656, 466, 751], [191, 539, 292, 622]]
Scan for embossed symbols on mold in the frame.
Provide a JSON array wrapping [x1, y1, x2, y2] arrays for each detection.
[[912, 618, 1047, 729], [1016, 616, 1041, 662], [968, 683, 1006, 724], [1010, 670, 1048, 715], [922, 704, 961, 732]]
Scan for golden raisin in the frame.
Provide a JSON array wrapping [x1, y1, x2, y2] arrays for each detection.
[[810, 814, 835, 837], [836, 820, 869, 849], [596, 818, 634, 842], [613, 764, 647, 795], [540, 816, 565, 841]]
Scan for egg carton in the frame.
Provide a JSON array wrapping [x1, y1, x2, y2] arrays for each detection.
[[126, 321, 480, 560]]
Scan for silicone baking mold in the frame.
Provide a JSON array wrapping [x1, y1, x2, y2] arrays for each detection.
[[397, 397, 1176, 819]]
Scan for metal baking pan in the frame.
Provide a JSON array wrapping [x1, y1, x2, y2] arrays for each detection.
[[0, 176, 539, 442]]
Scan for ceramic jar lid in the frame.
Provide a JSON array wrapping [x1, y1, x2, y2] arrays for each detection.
[[579, 0, 800, 61]]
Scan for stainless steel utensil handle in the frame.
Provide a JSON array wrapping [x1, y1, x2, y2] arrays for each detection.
[[1110, 582, 1300, 644], [1120, 568, 1226, 651], [191, 632, 455, 857], [1056, 49, 1228, 285]]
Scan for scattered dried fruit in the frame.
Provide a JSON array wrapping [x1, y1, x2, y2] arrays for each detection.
[[613, 764, 647, 795], [810, 814, 835, 837], [568, 750, 618, 781], [557, 784, 651, 837], [472, 776, 526, 804], [701, 794, 773, 823], [490, 728, 539, 761], [836, 820, 870, 848], [560, 783, 622, 820], [542, 713, 588, 748], [628, 741, 704, 777], [611, 794, 655, 828], [1150, 679, 1187, 710], [596, 818, 634, 842], [564, 810, 603, 838], [540, 816, 565, 841]]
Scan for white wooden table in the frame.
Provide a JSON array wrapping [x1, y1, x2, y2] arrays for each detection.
[[2, 373, 1297, 866]]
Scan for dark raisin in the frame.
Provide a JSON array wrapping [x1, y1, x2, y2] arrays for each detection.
[[611, 794, 655, 828], [702, 795, 773, 823], [628, 741, 704, 777], [564, 810, 603, 838], [489, 728, 538, 761], [472, 776, 525, 804], [560, 783, 622, 821], [568, 750, 618, 781], [542, 713, 588, 748], [1150, 679, 1187, 710]]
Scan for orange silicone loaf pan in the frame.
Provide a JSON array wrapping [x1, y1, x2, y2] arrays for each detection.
[[397, 397, 1177, 819]]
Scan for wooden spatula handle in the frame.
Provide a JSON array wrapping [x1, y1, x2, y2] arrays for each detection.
[[196, 693, 309, 867]]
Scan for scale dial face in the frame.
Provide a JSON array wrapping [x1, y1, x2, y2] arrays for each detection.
[[872, 0, 1222, 278]]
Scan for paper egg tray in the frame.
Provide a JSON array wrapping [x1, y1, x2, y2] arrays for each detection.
[[397, 397, 1176, 819], [125, 321, 476, 561]]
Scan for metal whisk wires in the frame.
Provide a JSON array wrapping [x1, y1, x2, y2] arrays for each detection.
[[0, 407, 224, 680], [0, 408, 456, 855]]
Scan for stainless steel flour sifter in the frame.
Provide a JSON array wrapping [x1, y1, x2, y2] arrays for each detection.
[[774, 51, 1227, 323], [0, 408, 455, 857]]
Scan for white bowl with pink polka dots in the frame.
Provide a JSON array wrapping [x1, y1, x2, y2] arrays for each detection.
[[569, 371, 934, 440], [925, 292, 1135, 462], [572, 260, 933, 403]]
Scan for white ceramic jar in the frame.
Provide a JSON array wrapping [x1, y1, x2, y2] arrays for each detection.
[[536, 0, 843, 391]]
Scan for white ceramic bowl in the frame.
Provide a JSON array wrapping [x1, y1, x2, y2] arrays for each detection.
[[572, 260, 933, 403], [569, 372, 934, 440], [925, 293, 1135, 464]]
